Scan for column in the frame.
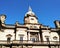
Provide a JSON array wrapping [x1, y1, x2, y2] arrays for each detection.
[[28, 32, 30, 40], [38, 33, 40, 41]]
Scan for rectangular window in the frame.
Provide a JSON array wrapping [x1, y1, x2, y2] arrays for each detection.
[[32, 38, 35, 42], [30, 38, 36, 42], [20, 36, 23, 41], [46, 38, 49, 42]]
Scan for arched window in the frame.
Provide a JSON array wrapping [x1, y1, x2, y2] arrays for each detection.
[[53, 36, 57, 40], [6, 34, 12, 43]]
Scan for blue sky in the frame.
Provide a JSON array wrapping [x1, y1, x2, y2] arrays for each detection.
[[0, 0, 60, 28]]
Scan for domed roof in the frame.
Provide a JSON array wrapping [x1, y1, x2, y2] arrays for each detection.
[[25, 6, 35, 16]]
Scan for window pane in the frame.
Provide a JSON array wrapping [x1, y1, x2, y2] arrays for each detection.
[[32, 38, 35, 42], [46, 38, 49, 42], [20, 37, 23, 41], [31, 38, 35, 42], [7, 38, 11, 43]]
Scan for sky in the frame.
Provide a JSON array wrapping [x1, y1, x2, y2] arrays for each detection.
[[0, 0, 60, 28]]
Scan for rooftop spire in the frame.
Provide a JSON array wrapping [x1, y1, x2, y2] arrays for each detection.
[[25, 6, 35, 16], [28, 6, 32, 11]]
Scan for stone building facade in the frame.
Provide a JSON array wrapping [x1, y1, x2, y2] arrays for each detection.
[[0, 6, 60, 48]]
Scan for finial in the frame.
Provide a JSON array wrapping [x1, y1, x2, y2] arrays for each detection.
[[28, 6, 32, 11]]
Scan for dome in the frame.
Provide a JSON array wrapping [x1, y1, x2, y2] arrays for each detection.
[[25, 11, 35, 16], [25, 6, 35, 16]]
